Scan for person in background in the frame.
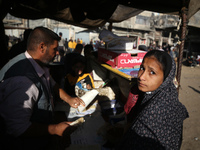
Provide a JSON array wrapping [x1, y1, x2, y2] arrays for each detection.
[[59, 49, 65, 64], [196, 55, 200, 66], [170, 46, 178, 63], [77, 38, 80, 44], [64, 38, 68, 53], [94, 40, 101, 51], [84, 44, 94, 58], [68, 39, 73, 53], [118, 50, 188, 150], [148, 44, 153, 51], [90, 39, 93, 45], [186, 54, 197, 68], [8, 29, 33, 59], [0, 27, 85, 150], [73, 44, 83, 54], [83, 44, 95, 73], [72, 39, 77, 51], [58, 32, 65, 53], [162, 44, 170, 53], [64, 55, 94, 97], [53, 49, 65, 64], [80, 38, 83, 44], [64, 44, 83, 75], [158, 45, 164, 51]]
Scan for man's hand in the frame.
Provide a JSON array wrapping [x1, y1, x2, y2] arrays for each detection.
[[68, 97, 85, 108], [57, 87, 85, 108], [21, 122, 77, 138], [48, 122, 72, 136]]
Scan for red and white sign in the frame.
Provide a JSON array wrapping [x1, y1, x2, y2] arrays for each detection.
[[98, 48, 146, 68]]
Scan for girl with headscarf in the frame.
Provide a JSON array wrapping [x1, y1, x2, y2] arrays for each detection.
[[117, 50, 189, 150]]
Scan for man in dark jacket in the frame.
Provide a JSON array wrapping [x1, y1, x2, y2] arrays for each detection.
[[0, 27, 84, 150]]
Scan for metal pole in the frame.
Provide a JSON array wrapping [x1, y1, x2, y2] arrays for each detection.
[[176, 7, 188, 93]]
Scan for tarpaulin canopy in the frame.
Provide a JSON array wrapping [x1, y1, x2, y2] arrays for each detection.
[[1, 0, 200, 28], [0, 0, 200, 91]]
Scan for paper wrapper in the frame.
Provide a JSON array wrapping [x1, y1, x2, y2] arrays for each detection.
[[78, 89, 99, 112], [70, 117, 85, 126]]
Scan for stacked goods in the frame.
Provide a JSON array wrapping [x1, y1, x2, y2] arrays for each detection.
[[98, 48, 146, 68]]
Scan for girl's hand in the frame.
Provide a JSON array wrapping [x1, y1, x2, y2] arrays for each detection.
[[68, 97, 85, 108]]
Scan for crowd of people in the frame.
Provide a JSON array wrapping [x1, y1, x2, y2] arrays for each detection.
[[0, 27, 189, 150], [146, 43, 200, 68], [147, 44, 179, 61]]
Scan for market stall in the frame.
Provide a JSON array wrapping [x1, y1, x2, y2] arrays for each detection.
[[1, 0, 200, 149]]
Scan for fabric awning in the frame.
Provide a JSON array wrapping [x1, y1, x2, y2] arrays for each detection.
[[1, 0, 199, 28]]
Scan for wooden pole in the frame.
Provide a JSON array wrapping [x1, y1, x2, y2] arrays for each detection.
[[176, 7, 188, 93], [108, 22, 112, 32], [0, 20, 9, 69]]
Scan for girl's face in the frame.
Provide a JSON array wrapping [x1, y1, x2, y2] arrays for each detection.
[[137, 56, 164, 92], [73, 62, 85, 76]]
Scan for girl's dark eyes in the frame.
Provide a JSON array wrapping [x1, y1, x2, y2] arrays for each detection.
[[140, 66, 156, 75], [140, 66, 144, 70], [150, 71, 156, 75]]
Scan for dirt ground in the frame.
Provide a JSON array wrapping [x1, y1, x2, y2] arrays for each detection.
[[179, 64, 200, 150]]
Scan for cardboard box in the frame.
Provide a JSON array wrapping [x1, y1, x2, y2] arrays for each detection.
[[98, 48, 146, 68]]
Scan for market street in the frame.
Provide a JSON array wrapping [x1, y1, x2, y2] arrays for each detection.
[[180, 64, 200, 150]]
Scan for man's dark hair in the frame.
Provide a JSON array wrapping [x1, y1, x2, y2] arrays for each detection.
[[75, 44, 83, 50], [27, 26, 60, 51]]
